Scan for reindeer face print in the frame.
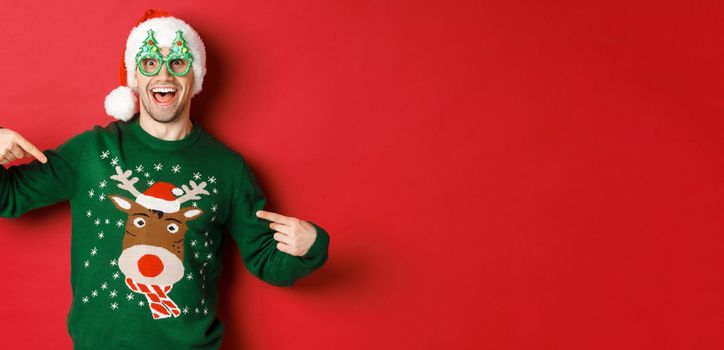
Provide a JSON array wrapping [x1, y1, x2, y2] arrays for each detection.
[[107, 166, 209, 319], [109, 194, 203, 284]]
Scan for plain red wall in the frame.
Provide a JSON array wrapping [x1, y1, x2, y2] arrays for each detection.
[[1, 1, 723, 349]]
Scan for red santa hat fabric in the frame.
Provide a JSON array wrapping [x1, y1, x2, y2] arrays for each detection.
[[135, 181, 184, 213]]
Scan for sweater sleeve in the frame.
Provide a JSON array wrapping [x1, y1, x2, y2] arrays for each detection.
[[0, 131, 90, 218], [225, 160, 330, 287]]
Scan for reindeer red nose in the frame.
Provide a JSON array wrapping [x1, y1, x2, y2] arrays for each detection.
[[138, 254, 164, 277]]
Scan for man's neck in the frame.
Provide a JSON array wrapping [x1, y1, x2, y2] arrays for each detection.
[[138, 113, 194, 141]]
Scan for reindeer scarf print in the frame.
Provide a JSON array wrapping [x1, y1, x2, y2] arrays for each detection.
[[1, 117, 330, 348]]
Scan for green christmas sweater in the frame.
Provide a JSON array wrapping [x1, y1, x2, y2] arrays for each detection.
[[0, 116, 330, 349]]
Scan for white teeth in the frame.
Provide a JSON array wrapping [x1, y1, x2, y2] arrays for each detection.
[[151, 87, 177, 93]]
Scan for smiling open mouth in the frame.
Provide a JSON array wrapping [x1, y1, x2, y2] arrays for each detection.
[[150, 87, 178, 106]]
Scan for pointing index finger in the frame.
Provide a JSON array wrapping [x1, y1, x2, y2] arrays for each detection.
[[15, 135, 47, 163], [256, 210, 294, 225]]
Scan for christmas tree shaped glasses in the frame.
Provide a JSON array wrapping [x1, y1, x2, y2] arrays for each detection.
[[136, 29, 194, 77]]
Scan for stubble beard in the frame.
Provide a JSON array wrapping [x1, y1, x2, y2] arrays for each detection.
[[140, 95, 187, 124]]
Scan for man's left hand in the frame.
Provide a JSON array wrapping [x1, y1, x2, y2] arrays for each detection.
[[256, 210, 317, 256]]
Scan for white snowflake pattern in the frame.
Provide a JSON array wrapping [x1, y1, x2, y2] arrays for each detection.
[[154, 163, 163, 171], [204, 231, 208, 237], [99, 180, 107, 189], [194, 251, 200, 259], [190, 240, 197, 247], [110, 302, 118, 310], [204, 240, 208, 248], [192, 202, 198, 208], [211, 204, 218, 212], [110, 259, 117, 266], [110, 157, 119, 166], [116, 219, 124, 227], [100, 151, 110, 159], [211, 216, 216, 222], [110, 290, 117, 298], [183, 306, 189, 314], [195, 308, 200, 314], [135, 164, 144, 172], [203, 308, 208, 315], [90, 247, 97, 256], [86, 210, 92, 217], [112, 272, 120, 279], [206, 253, 213, 260], [126, 293, 134, 301], [212, 188, 218, 194], [147, 180, 155, 186], [91, 290, 98, 297], [171, 164, 181, 173], [82, 296, 89, 303], [101, 282, 108, 290], [193, 172, 201, 180], [207, 176, 216, 184], [97, 231, 105, 239], [144, 172, 150, 178], [201, 298, 205, 305], [98, 193, 106, 201], [186, 273, 193, 280], [104, 219, 110, 225], [138, 300, 145, 307], [83, 260, 90, 268], [88, 189, 95, 198]]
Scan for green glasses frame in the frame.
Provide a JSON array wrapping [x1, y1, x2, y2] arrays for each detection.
[[135, 29, 194, 77]]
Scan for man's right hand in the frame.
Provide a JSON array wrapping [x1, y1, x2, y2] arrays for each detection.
[[0, 128, 48, 165]]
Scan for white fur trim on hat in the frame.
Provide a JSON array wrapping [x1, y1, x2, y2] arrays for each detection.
[[135, 194, 181, 213], [104, 86, 137, 121], [124, 16, 206, 96]]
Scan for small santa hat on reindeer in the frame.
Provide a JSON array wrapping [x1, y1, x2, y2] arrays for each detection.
[[104, 9, 206, 121], [135, 182, 185, 213]]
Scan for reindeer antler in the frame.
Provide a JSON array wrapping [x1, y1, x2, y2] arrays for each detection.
[[176, 180, 210, 204], [110, 166, 143, 198]]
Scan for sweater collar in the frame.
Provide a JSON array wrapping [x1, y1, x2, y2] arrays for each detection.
[[129, 114, 202, 151]]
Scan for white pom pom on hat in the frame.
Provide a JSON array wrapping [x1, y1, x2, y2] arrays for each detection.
[[105, 86, 137, 121], [104, 9, 206, 120]]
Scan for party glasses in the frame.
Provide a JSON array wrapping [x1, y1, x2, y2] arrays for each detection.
[[135, 29, 194, 77]]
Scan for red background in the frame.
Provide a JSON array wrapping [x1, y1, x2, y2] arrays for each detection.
[[1, 1, 723, 349]]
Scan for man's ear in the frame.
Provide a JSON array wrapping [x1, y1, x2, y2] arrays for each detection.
[[108, 195, 137, 214]]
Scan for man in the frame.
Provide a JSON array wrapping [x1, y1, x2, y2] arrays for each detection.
[[0, 9, 329, 349]]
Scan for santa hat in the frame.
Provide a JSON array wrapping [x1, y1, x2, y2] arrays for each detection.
[[135, 181, 185, 213], [104, 9, 207, 121]]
